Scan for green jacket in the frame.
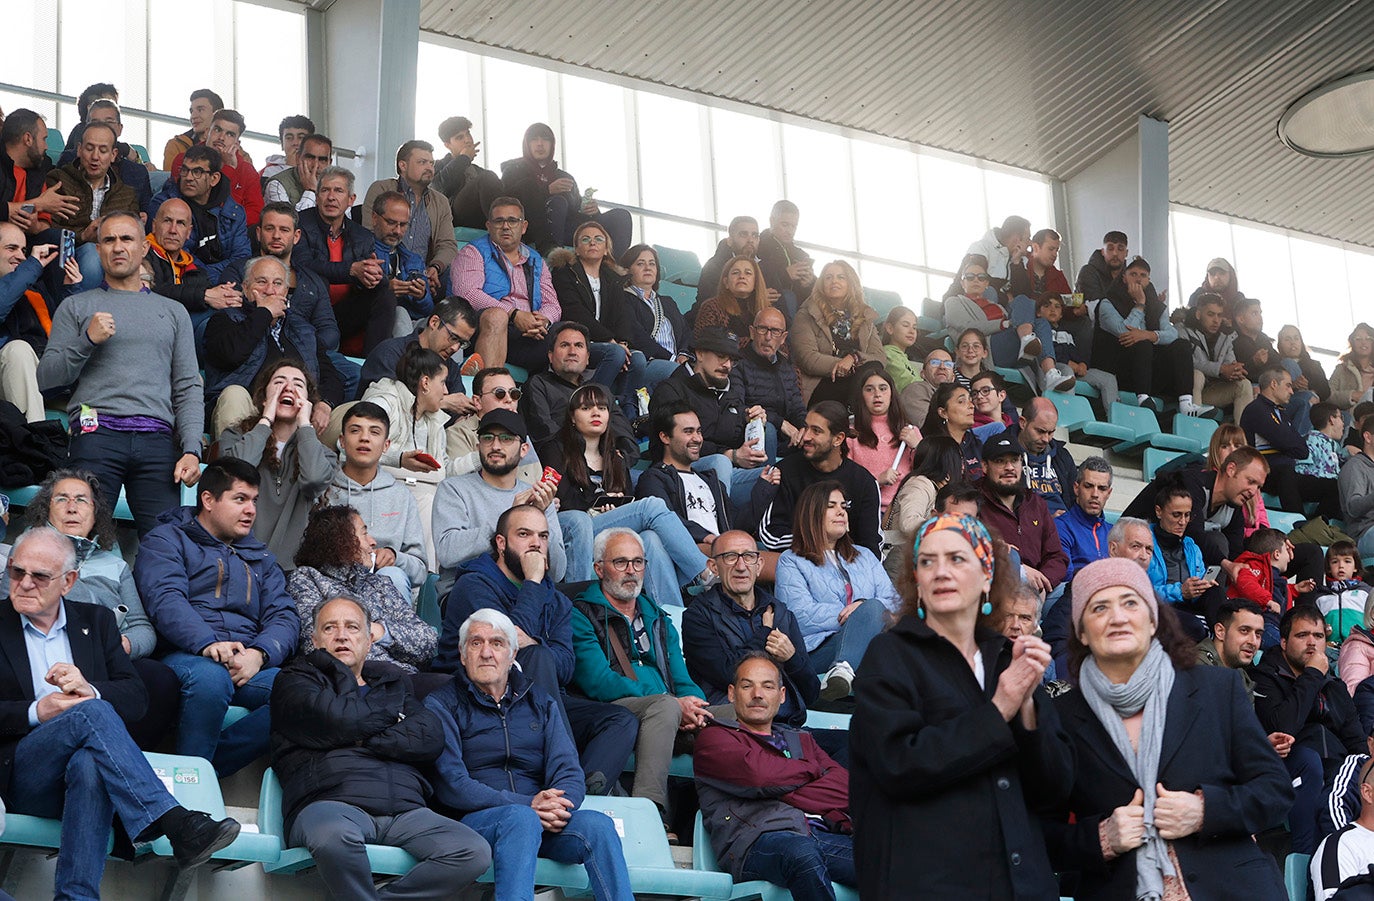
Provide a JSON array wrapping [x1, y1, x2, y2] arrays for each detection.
[[570, 582, 703, 702]]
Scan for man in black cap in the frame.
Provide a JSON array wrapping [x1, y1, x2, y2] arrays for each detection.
[[650, 326, 768, 506], [977, 432, 1068, 593]]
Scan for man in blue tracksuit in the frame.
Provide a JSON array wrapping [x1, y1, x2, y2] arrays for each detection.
[[1055, 456, 1115, 584]]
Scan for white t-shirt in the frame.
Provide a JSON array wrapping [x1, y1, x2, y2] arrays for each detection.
[[677, 469, 718, 535], [1313, 822, 1374, 899], [589, 275, 602, 318]]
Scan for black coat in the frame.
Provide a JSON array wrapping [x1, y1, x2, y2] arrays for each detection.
[[1047, 665, 1291, 901], [0, 600, 147, 799], [295, 207, 378, 286], [851, 616, 1072, 900], [550, 261, 622, 344], [1249, 650, 1365, 764], [1121, 463, 1245, 562], [633, 461, 733, 542], [269, 650, 445, 835], [648, 364, 746, 458], [734, 344, 805, 433], [0, 148, 49, 222], [608, 286, 688, 361]]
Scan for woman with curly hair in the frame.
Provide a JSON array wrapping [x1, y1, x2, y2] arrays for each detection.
[[219, 358, 336, 567], [288, 505, 440, 684], [693, 256, 771, 344], [790, 260, 886, 405], [19, 469, 180, 749]]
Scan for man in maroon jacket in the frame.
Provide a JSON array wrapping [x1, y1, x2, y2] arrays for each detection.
[[978, 432, 1069, 594], [693, 652, 854, 898]]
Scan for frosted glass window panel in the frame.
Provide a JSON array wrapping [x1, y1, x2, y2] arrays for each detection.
[[414, 43, 473, 147], [636, 92, 708, 220], [710, 108, 781, 224], [1338, 251, 1374, 353], [1169, 211, 1234, 301], [857, 261, 924, 312], [234, 4, 306, 155], [983, 168, 1053, 237], [1288, 235, 1351, 352], [560, 75, 631, 204], [59, 0, 136, 134], [851, 139, 922, 266], [919, 154, 986, 274], [482, 58, 550, 166], [1229, 223, 1295, 324], [780, 123, 854, 251], [0, 4, 44, 97]]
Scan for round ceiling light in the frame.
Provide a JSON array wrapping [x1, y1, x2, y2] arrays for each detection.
[[1279, 70, 1374, 158]]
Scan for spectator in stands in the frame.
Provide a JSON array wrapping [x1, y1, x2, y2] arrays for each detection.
[[146, 144, 251, 284], [54, 82, 118, 161], [260, 114, 314, 179], [1187, 257, 1245, 320], [847, 366, 919, 515], [759, 401, 882, 556], [896, 346, 955, 426], [433, 115, 501, 231], [44, 121, 139, 285], [1331, 322, 1374, 411], [204, 255, 341, 435], [978, 432, 1069, 593], [0, 527, 242, 898], [1017, 397, 1077, 515], [1147, 485, 1218, 641], [451, 196, 558, 374], [1052, 558, 1291, 898], [263, 133, 332, 211], [1206, 423, 1271, 535], [269, 595, 490, 900], [1056, 456, 1114, 582], [649, 326, 767, 504], [1091, 255, 1208, 414], [145, 198, 241, 329], [37, 211, 203, 537], [756, 200, 815, 311], [295, 166, 397, 356], [1312, 758, 1374, 901], [1277, 324, 1332, 404], [635, 403, 740, 549], [162, 88, 224, 170], [886, 434, 963, 537], [1232, 298, 1283, 387], [288, 506, 438, 677], [614, 243, 690, 388], [1037, 293, 1118, 405], [696, 216, 782, 309], [775, 480, 899, 701], [694, 651, 853, 898], [218, 359, 336, 564], [359, 343, 462, 476], [943, 253, 1072, 394], [425, 607, 635, 900], [324, 401, 429, 597], [791, 261, 887, 405], [950, 215, 1031, 298], [520, 320, 636, 454], [70, 100, 152, 212], [1252, 605, 1365, 855], [1193, 598, 1264, 700], [881, 306, 923, 391], [1012, 229, 1093, 354], [1298, 401, 1347, 483], [1319, 728, 1374, 849], [0, 223, 77, 421], [1242, 364, 1340, 518], [694, 255, 773, 344], [500, 122, 631, 255], [571, 528, 712, 836], [369, 190, 434, 325], [969, 370, 1012, 440], [444, 366, 542, 483], [1230, 527, 1314, 649], [16, 470, 179, 749], [549, 222, 634, 383], [1181, 292, 1253, 422], [364, 140, 458, 299], [735, 305, 806, 460], [1319, 542, 1371, 650], [1343, 414, 1374, 559], [360, 295, 479, 409], [853, 513, 1065, 899], [169, 109, 263, 227], [951, 326, 991, 391], [135, 458, 299, 776], [919, 382, 982, 481], [1, 110, 77, 236]]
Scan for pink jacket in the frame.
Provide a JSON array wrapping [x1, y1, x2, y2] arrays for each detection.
[[1339, 627, 1374, 695]]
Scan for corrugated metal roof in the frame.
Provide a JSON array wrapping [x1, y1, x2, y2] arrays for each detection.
[[412, 0, 1374, 246]]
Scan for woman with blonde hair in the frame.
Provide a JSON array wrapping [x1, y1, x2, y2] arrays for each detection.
[[790, 260, 885, 405], [693, 256, 771, 343]]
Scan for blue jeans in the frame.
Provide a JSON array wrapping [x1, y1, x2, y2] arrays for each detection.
[[808, 598, 889, 672], [560, 497, 709, 606], [741, 829, 856, 901], [1359, 528, 1374, 559], [588, 342, 629, 393], [8, 700, 179, 900], [461, 804, 633, 901], [1285, 389, 1319, 437], [68, 428, 181, 538], [162, 651, 277, 776], [693, 453, 766, 508], [989, 295, 1054, 368], [1285, 745, 1324, 854], [628, 351, 679, 392], [327, 350, 362, 401]]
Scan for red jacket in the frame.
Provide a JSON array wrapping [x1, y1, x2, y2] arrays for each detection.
[[1228, 549, 1294, 612], [978, 481, 1068, 587], [171, 148, 264, 227]]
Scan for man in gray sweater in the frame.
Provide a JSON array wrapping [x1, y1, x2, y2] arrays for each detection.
[[1340, 412, 1374, 559], [431, 409, 569, 596], [36, 211, 203, 536]]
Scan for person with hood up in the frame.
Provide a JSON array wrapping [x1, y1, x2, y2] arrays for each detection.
[[500, 122, 631, 254], [1187, 257, 1246, 321]]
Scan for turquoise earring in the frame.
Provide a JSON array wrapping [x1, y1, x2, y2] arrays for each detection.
[[979, 592, 992, 616]]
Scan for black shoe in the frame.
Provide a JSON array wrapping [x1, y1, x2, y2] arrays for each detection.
[[169, 811, 241, 868], [585, 770, 608, 797]]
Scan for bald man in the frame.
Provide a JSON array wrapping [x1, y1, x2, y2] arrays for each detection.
[[146, 197, 242, 324], [1015, 396, 1077, 515], [735, 306, 806, 460]]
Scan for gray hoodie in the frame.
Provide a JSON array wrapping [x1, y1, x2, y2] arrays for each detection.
[[1339, 452, 1374, 543], [325, 467, 429, 588], [431, 471, 567, 596], [1180, 325, 1238, 379]]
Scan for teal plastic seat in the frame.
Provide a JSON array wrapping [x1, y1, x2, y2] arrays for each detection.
[[803, 709, 851, 731], [862, 287, 902, 318], [1047, 392, 1096, 432], [221, 706, 251, 729], [1267, 509, 1305, 533], [1284, 852, 1310, 901], [993, 365, 1028, 387], [692, 812, 857, 901], [652, 245, 702, 286], [1074, 380, 1100, 398], [453, 226, 487, 247], [1142, 447, 1185, 481], [657, 281, 696, 317], [1102, 402, 1163, 453], [145, 752, 282, 868], [570, 797, 731, 898], [417, 573, 442, 628], [1171, 413, 1219, 452]]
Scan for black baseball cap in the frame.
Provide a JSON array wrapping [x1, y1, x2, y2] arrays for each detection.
[[476, 409, 528, 442], [694, 326, 744, 360], [981, 432, 1020, 461]]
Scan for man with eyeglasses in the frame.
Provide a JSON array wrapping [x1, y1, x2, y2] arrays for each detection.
[[0, 527, 243, 898], [371, 190, 433, 324], [264, 133, 333, 211], [360, 295, 480, 410], [969, 371, 1014, 441], [897, 347, 956, 426], [444, 366, 541, 483], [436, 504, 637, 795], [169, 108, 263, 227], [520, 320, 639, 462], [451, 196, 558, 375], [147, 143, 251, 285], [572, 527, 717, 838], [364, 140, 458, 300], [734, 307, 806, 460]]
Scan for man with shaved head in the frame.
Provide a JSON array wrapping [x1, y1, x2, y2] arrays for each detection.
[[145, 197, 242, 326], [1014, 396, 1076, 515], [735, 306, 805, 460]]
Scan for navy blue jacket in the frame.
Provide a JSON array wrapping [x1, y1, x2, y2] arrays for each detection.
[[295, 207, 378, 287], [146, 175, 250, 284], [202, 302, 325, 405], [435, 552, 575, 683], [360, 330, 468, 399], [734, 344, 806, 433], [219, 258, 339, 353], [1240, 392, 1308, 469]]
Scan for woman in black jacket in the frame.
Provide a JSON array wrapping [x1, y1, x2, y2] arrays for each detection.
[[613, 244, 689, 390], [1276, 324, 1332, 403], [1047, 558, 1291, 900], [549, 220, 625, 345], [851, 514, 1070, 900]]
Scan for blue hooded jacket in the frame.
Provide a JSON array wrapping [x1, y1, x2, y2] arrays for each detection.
[[1057, 503, 1111, 582], [146, 176, 250, 284], [1147, 528, 1206, 605], [133, 506, 299, 665]]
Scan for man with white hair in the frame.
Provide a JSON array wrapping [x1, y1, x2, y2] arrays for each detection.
[[1042, 516, 1154, 671], [425, 608, 634, 901]]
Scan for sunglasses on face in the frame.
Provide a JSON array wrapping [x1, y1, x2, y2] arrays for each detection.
[[961, 272, 990, 282], [483, 386, 522, 401]]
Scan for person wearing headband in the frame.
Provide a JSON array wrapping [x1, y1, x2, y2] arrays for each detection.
[[850, 513, 1070, 898]]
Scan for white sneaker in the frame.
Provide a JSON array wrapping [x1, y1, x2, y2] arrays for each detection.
[[1041, 367, 1075, 393], [821, 661, 856, 701], [1177, 399, 1215, 417], [1018, 332, 1042, 360]]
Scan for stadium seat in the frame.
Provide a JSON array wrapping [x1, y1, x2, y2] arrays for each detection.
[[145, 752, 282, 868], [862, 287, 901, 318], [1284, 852, 1310, 901], [657, 281, 696, 317], [1047, 392, 1097, 432], [45, 128, 63, 165], [417, 573, 442, 629], [692, 811, 856, 901], [1102, 402, 1164, 454], [1142, 447, 1186, 481], [572, 796, 732, 899], [918, 296, 944, 333], [149, 170, 170, 193], [1167, 413, 1219, 454], [653, 245, 702, 286], [131, 143, 152, 165], [453, 226, 487, 246], [1267, 509, 1306, 533]]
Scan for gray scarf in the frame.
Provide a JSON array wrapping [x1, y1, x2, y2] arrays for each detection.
[[1078, 639, 1176, 901]]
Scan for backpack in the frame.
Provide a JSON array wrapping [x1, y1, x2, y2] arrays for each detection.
[[0, 400, 69, 488]]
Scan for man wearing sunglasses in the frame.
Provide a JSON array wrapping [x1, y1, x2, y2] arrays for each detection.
[[443, 366, 542, 484]]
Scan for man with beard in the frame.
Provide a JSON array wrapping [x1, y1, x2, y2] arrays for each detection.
[[572, 527, 716, 840], [1075, 229, 1129, 303], [977, 432, 1068, 594], [435, 504, 638, 797], [694, 216, 785, 310], [1194, 598, 1266, 702], [168, 109, 263, 228], [757, 401, 881, 556], [363, 140, 458, 299], [519, 320, 637, 456]]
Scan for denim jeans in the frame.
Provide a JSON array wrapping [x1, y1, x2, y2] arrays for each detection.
[[8, 700, 179, 900], [740, 829, 856, 901], [1360, 528, 1374, 559], [326, 350, 362, 402], [989, 295, 1054, 368], [588, 342, 629, 393], [807, 598, 888, 672], [560, 497, 708, 606], [460, 804, 634, 901], [68, 428, 181, 538], [628, 351, 679, 392], [515, 645, 638, 785], [692, 453, 766, 508], [162, 651, 277, 776]]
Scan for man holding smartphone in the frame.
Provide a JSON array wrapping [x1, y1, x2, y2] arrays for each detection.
[[0, 223, 79, 421]]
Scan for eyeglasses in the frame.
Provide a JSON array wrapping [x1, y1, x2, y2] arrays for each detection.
[[711, 550, 762, 566], [957, 342, 984, 351], [6, 564, 62, 589], [477, 433, 521, 445], [577, 234, 607, 245], [489, 217, 524, 227], [482, 386, 521, 401], [182, 166, 213, 179], [929, 359, 956, 370], [605, 557, 647, 572], [751, 325, 786, 338], [441, 324, 470, 348], [377, 213, 410, 229], [52, 493, 93, 507], [961, 272, 990, 282], [971, 386, 999, 397]]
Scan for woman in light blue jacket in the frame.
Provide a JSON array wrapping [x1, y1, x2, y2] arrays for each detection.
[[774, 479, 900, 702], [1146, 484, 1215, 641]]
